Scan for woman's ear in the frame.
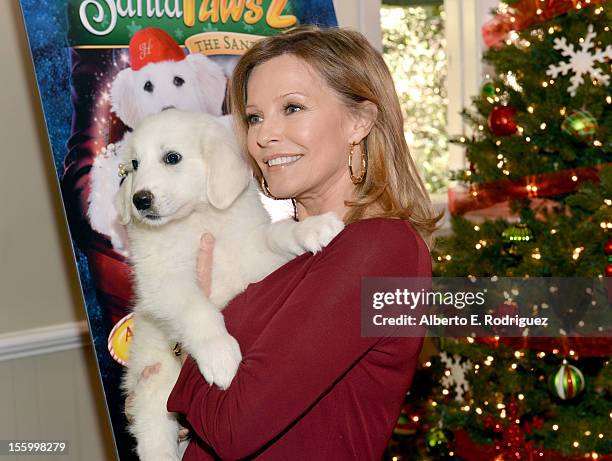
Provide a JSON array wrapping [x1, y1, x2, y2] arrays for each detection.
[[350, 100, 378, 143]]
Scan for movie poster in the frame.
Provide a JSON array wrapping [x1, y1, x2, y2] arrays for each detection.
[[18, 1, 337, 458]]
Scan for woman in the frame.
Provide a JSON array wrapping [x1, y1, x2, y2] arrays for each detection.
[[167, 26, 442, 460]]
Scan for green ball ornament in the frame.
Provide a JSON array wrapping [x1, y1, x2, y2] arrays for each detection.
[[548, 362, 585, 400], [561, 110, 597, 141], [481, 81, 497, 98]]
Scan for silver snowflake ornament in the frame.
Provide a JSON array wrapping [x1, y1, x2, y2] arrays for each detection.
[[440, 352, 472, 403], [546, 24, 611, 97]]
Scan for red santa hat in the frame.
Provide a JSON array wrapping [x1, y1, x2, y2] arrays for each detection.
[[129, 28, 186, 71]]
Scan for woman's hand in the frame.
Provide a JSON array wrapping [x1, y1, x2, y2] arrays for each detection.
[[124, 234, 215, 439], [125, 362, 191, 441], [125, 362, 161, 424], [175, 233, 216, 366], [197, 233, 215, 298], [124, 233, 215, 441]]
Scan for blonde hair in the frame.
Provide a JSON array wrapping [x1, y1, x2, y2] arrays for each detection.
[[230, 25, 443, 248]]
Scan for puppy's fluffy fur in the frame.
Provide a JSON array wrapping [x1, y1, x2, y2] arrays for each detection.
[[118, 110, 343, 461]]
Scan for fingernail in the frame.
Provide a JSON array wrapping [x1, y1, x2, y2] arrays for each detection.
[[201, 233, 214, 246]]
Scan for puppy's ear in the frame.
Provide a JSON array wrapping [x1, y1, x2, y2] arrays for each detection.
[[114, 171, 133, 225], [203, 124, 251, 210], [186, 54, 227, 116], [111, 68, 142, 128]]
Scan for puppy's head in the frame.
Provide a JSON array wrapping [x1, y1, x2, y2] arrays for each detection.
[[115, 110, 251, 227], [111, 54, 227, 128]]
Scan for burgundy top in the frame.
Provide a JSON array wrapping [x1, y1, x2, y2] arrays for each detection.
[[167, 218, 431, 460]]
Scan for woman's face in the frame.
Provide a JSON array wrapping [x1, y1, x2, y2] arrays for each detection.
[[245, 54, 357, 200]]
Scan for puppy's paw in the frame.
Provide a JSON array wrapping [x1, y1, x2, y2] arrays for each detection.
[[192, 334, 242, 390], [294, 212, 344, 254]]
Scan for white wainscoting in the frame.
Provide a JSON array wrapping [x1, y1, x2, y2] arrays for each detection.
[[0, 323, 116, 461], [0, 321, 89, 362]]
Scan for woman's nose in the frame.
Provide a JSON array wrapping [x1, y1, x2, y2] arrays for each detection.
[[256, 118, 283, 147]]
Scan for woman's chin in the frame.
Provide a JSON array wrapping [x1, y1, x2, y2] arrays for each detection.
[[266, 183, 297, 200]]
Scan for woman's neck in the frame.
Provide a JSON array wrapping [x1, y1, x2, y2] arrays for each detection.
[[294, 175, 355, 222]]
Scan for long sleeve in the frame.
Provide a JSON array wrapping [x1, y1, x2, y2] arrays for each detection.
[[167, 219, 431, 460]]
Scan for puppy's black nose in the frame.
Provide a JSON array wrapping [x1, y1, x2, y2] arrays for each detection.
[[133, 190, 154, 211]]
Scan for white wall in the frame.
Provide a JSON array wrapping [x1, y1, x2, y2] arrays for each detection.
[[333, 0, 382, 50], [0, 1, 86, 335], [444, 0, 499, 171]]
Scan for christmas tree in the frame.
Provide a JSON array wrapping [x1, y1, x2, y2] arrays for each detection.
[[387, 1, 611, 460]]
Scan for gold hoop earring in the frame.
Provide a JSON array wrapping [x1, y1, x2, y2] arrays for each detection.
[[260, 175, 279, 200], [348, 142, 367, 185]]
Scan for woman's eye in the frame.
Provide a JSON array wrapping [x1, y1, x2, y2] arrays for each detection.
[[143, 81, 154, 93], [164, 151, 182, 165], [246, 114, 263, 125], [285, 104, 303, 114]]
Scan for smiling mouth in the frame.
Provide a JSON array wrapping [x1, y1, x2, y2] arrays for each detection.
[[143, 213, 162, 220], [265, 155, 303, 167]]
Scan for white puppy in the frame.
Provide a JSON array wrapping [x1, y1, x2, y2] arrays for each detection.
[[89, 52, 230, 254], [118, 110, 343, 461]]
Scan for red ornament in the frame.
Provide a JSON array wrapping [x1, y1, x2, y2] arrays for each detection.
[[605, 264, 612, 277], [481, 0, 606, 47], [488, 106, 518, 136], [604, 239, 612, 256]]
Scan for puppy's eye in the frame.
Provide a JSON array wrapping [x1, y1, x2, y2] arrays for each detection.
[[164, 151, 182, 165], [173, 76, 185, 87], [131, 159, 139, 170], [144, 81, 154, 93]]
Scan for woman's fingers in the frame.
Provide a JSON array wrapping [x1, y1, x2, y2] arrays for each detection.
[[125, 362, 162, 422], [178, 427, 190, 441], [125, 394, 135, 423], [141, 362, 161, 379], [197, 233, 215, 297]]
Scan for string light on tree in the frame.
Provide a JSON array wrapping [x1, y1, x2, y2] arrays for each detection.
[[604, 237, 612, 276]]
